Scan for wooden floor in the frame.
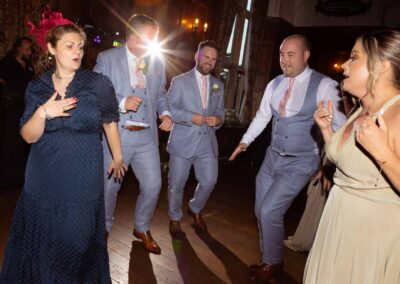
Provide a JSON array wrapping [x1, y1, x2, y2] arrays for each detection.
[[0, 161, 309, 283]]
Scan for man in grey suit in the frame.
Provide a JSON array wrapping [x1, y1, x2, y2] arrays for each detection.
[[94, 14, 172, 254], [229, 34, 346, 281], [167, 41, 225, 238]]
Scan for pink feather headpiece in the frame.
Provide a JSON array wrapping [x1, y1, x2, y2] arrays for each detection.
[[27, 7, 73, 51]]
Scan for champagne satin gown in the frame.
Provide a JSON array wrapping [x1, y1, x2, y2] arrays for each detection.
[[304, 96, 400, 284]]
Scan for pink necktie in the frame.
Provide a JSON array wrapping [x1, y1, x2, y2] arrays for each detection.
[[278, 77, 295, 117], [135, 58, 145, 89], [200, 76, 207, 108]]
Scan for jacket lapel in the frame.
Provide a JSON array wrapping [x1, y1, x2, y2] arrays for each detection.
[[119, 46, 131, 97]]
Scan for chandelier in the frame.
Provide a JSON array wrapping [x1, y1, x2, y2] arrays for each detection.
[[316, 0, 372, 17]]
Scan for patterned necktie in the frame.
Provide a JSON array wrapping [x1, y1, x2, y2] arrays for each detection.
[[135, 58, 145, 89], [278, 77, 295, 117], [200, 76, 207, 109]]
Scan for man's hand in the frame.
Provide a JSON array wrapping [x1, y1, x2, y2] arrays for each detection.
[[192, 113, 206, 126], [229, 143, 248, 161], [206, 116, 222, 127], [159, 115, 173, 131], [125, 96, 142, 111]]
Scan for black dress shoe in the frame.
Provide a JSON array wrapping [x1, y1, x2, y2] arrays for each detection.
[[133, 230, 161, 255], [250, 262, 283, 281], [187, 207, 207, 231], [169, 220, 185, 239]]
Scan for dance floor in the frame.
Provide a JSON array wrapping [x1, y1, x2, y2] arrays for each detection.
[[0, 161, 308, 283]]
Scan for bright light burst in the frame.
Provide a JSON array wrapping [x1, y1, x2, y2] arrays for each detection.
[[100, 0, 195, 75], [144, 39, 165, 59]]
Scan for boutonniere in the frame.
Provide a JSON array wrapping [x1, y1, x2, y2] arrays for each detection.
[[138, 61, 148, 75], [212, 83, 220, 93]]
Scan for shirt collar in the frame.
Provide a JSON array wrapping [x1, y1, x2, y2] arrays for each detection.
[[125, 45, 138, 62], [291, 66, 311, 83], [194, 69, 210, 80]]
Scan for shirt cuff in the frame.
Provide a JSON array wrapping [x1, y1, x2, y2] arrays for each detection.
[[119, 97, 127, 113], [161, 111, 171, 117], [240, 134, 254, 146]]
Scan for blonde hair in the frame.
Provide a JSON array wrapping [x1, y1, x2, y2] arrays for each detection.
[[358, 30, 400, 98]]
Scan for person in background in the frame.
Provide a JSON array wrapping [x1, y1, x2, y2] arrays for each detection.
[[305, 29, 400, 284], [229, 34, 346, 282], [0, 23, 125, 283], [0, 36, 34, 188]]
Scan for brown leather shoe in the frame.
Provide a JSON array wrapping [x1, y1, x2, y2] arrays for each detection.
[[250, 262, 283, 281], [187, 207, 207, 231], [169, 220, 185, 239], [133, 230, 161, 255]]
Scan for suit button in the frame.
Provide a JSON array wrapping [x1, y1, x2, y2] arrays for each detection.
[[198, 132, 201, 135], [142, 118, 145, 121], [285, 136, 288, 139], [144, 104, 146, 107], [130, 116, 132, 119], [277, 119, 279, 122], [144, 90, 147, 94], [132, 90, 135, 93]]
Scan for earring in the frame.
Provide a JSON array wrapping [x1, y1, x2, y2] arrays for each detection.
[[48, 54, 53, 61]]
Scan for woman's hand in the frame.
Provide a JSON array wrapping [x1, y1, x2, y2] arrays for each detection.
[[355, 115, 392, 162], [39, 92, 78, 119], [314, 100, 333, 130], [107, 158, 127, 182]]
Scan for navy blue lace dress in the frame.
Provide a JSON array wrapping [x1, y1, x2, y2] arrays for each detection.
[[0, 69, 119, 283]]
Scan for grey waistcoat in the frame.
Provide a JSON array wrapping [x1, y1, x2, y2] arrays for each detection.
[[127, 87, 149, 124], [270, 71, 325, 157]]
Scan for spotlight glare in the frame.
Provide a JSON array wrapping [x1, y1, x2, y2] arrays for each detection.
[[147, 40, 163, 58]]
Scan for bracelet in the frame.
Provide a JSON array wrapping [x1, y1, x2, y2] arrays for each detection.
[[42, 106, 54, 120]]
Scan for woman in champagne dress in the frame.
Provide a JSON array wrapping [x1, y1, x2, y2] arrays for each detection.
[[304, 30, 400, 283]]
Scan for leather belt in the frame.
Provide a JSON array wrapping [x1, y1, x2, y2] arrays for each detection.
[[124, 125, 150, 131], [278, 152, 296, 157]]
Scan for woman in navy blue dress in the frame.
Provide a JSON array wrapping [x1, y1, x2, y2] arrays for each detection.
[[0, 24, 126, 283]]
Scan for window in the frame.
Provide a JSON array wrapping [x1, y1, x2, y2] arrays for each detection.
[[221, 0, 252, 123]]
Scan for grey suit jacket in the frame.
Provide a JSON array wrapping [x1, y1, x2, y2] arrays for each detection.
[[93, 45, 169, 145], [167, 69, 225, 159]]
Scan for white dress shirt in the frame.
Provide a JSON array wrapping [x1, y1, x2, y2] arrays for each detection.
[[194, 69, 210, 108], [119, 45, 170, 119], [241, 67, 346, 145]]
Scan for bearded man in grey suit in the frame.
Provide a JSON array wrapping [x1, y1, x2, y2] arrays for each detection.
[[167, 41, 225, 238], [94, 14, 172, 254]]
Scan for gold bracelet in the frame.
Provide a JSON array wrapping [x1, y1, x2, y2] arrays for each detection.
[[42, 106, 54, 120]]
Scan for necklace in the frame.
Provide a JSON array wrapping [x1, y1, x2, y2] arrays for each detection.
[[53, 72, 75, 80]]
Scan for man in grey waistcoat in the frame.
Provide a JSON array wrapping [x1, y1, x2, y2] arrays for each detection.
[[167, 41, 225, 238], [229, 34, 346, 281], [94, 14, 172, 254]]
